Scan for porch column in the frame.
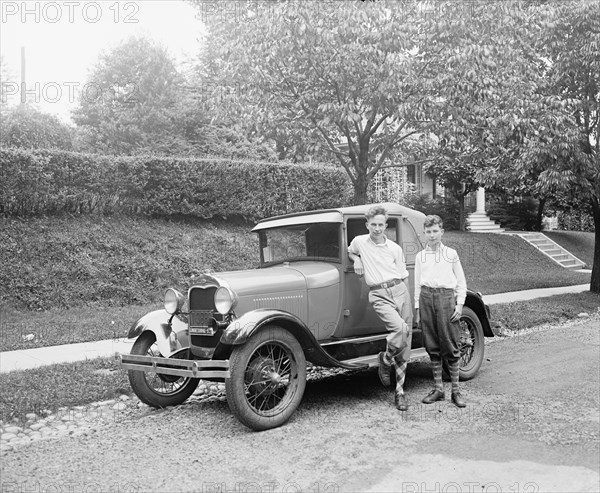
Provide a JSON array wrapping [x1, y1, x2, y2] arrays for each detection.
[[476, 187, 486, 213]]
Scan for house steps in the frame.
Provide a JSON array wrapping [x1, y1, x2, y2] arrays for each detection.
[[466, 212, 505, 233], [507, 232, 586, 270]]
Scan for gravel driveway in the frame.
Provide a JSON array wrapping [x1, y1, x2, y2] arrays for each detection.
[[2, 316, 599, 493]]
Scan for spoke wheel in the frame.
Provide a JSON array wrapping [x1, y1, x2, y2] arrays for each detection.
[[128, 331, 199, 408], [453, 306, 485, 381], [226, 326, 306, 431]]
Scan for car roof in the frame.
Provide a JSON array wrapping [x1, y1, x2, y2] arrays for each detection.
[[252, 202, 426, 231]]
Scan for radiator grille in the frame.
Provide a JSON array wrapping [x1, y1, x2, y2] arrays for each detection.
[[189, 286, 217, 336]]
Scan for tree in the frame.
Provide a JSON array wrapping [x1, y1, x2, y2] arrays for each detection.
[[195, 1, 568, 206], [538, 0, 599, 291], [0, 105, 74, 150], [72, 36, 186, 155], [476, 0, 599, 292]]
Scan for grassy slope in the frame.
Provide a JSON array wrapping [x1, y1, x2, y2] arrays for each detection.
[[443, 231, 591, 294], [0, 215, 259, 311], [545, 230, 595, 268]]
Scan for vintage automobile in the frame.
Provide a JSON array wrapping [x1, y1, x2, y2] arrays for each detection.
[[119, 203, 494, 430]]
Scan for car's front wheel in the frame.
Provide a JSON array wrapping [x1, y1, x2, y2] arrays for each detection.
[[128, 331, 199, 407], [226, 325, 306, 431]]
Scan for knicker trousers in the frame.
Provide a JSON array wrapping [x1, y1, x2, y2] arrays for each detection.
[[419, 286, 461, 363]]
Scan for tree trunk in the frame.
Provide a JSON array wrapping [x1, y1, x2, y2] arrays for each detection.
[[535, 197, 546, 231], [458, 194, 466, 231], [590, 196, 600, 293], [353, 172, 369, 205]]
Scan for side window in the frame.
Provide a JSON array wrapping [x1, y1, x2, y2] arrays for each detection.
[[385, 218, 398, 242], [346, 217, 398, 245], [346, 217, 367, 246]]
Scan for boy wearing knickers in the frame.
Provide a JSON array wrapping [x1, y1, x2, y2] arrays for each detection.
[[415, 214, 467, 408]]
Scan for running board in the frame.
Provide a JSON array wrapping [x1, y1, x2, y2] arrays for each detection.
[[340, 347, 428, 368]]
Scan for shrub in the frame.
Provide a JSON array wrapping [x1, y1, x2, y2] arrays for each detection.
[[399, 192, 460, 230], [0, 148, 353, 220], [487, 194, 539, 231], [556, 210, 595, 232]]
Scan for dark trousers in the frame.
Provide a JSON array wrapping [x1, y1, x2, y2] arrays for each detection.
[[419, 286, 460, 363]]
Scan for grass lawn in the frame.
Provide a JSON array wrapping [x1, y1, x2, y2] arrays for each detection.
[[443, 231, 591, 295], [1, 293, 597, 423], [545, 230, 595, 268]]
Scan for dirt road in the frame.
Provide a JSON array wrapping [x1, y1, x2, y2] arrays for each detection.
[[2, 317, 599, 493]]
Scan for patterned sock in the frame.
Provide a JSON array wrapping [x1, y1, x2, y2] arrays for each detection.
[[449, 360, 460, 393], [431, 358, 443, 392], [395, 362, 407, 395], [383, 351, 392, 366]]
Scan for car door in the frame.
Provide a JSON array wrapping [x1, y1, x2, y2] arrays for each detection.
[[339, 215, 400, 337]]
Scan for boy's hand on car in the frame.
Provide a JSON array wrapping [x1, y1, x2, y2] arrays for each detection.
[[353, 259, 364, 276], [450, 304, 463, 322]]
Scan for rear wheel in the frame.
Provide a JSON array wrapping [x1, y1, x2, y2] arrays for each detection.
[[443, 306, 485, 381], [128, 331, 199, 407], [226, 326, 306, 431]]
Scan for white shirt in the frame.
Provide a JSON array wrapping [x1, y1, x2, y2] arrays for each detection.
[[348, 234, 409, 287], [414, 243, 467, 309]]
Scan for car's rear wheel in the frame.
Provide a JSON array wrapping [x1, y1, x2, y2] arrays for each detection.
[[226, 325, 306, 431], [128, 331, 199, 407], [443, 306, 485, 381]]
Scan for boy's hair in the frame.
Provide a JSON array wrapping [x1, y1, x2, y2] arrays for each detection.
[[424, 214, 444, 229], [365, 205, 388, 221]]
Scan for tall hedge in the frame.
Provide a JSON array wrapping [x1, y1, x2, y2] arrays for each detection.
[[0, 148, 353, 220]]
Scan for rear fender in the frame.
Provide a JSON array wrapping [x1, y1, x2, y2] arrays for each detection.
[[127, 310, 190, 357], [465, 291, 494, 337]]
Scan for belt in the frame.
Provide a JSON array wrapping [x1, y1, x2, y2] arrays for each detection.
[[370, 278, 404, 290], [421, 286, 454, 292]]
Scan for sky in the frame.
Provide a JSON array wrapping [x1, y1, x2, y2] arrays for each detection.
[[1, 0, 205, 122]]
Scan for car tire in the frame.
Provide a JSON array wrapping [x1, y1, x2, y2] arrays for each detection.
[[226, 325, 306, 431], [443, 306, 485, 381], [128, 331, 199, 407]]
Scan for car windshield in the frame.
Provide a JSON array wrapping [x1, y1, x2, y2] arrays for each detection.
[[259, 222, 340, 265]]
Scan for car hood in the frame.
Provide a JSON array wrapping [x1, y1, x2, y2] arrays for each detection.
[[214, 262, 340, 296]]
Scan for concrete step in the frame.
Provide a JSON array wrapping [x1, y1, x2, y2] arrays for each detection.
[[510, 232, 586, 270], [466, 212, 505, 233]]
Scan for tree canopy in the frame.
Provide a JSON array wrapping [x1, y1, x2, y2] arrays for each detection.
[[72, 35, 186, 155]]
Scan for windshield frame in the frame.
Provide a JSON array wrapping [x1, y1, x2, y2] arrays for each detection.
[[257, 222, 342, 267]]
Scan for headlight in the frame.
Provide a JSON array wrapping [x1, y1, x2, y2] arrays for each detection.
[[164, 288, 185, 315], [214, 286, 237, 315]]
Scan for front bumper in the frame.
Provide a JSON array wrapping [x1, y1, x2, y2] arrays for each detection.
[[119, 354, 230, 379]]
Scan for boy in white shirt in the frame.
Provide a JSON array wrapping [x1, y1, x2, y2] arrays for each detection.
[[414, 215, 467, 408], [348, 206, 412, 411]]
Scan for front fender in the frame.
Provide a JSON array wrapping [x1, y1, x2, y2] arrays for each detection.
[[127, 310, 190, 357], [219, 309, 362, 369], [220, 309, 306, 346]]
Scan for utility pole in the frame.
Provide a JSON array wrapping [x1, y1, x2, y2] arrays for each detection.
[[20, 46, 26, 105]]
